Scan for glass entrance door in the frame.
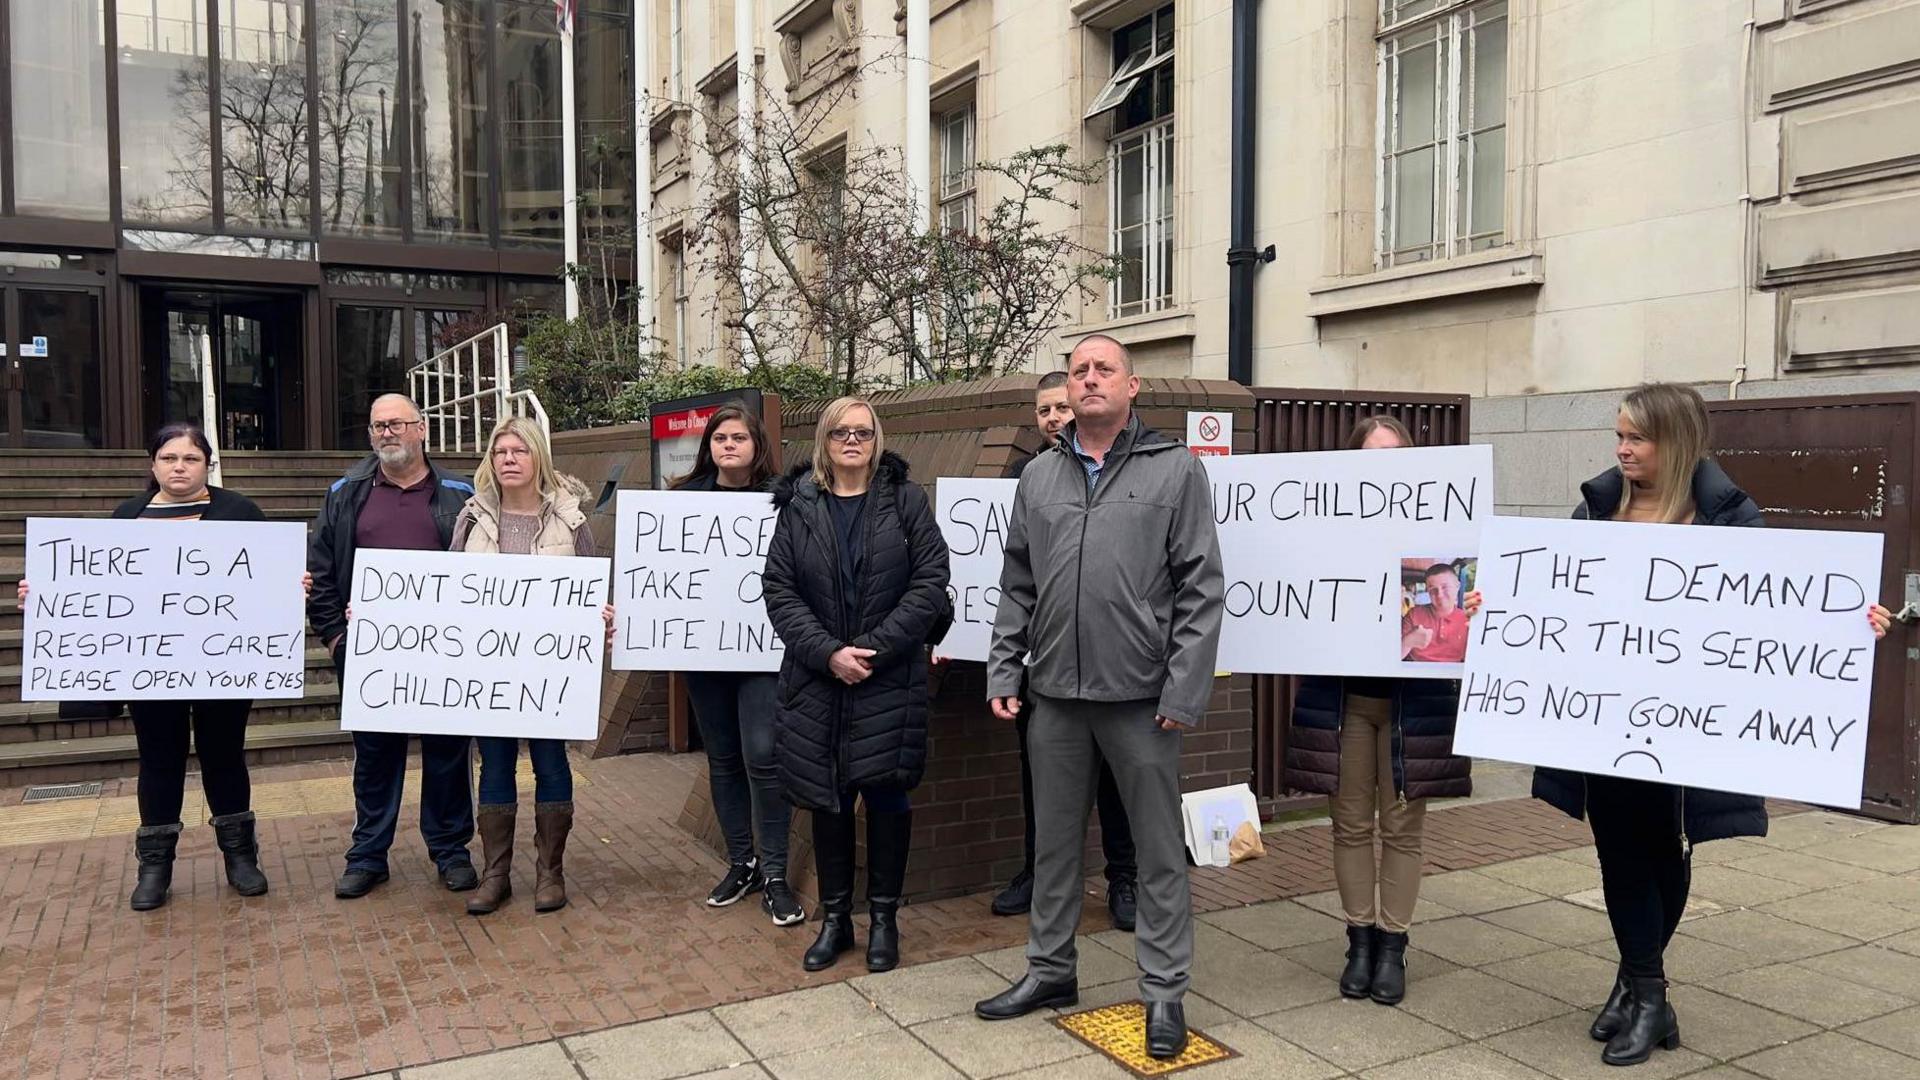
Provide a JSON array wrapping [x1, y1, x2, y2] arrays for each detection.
[[1, 285, 107, 448], [144, 288, 301, 450]]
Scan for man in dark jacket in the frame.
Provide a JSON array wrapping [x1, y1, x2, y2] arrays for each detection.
[[992, 371, 1139, 931], [974, 336, 1224, 1061], [309, 393, 479, 899]]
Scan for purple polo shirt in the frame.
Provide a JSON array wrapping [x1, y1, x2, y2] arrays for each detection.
[[355, 470, 444, 551]]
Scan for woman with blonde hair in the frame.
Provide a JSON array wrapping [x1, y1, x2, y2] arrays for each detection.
[[454, 415, 609, 916], [763, 397, 952, 972]]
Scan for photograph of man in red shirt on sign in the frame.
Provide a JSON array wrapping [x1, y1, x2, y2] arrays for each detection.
[[1400, 560, 1472, 663]]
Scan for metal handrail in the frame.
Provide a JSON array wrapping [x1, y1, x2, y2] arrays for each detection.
[[407, 323, 551, 454]]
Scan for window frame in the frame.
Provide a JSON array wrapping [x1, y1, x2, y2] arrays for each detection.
[[1099, 4, 1177, 319], [937, 101, 975, 234]]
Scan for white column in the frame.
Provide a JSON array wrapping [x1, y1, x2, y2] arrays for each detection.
[[905, 0, 932, 377], [634, 0, 656, 349], [736, 0, 759, 365], [561, 17, 581, 320]]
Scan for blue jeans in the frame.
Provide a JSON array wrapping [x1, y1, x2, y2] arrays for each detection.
[[687, 672, 791, 878], [476, 737, 574, 805]]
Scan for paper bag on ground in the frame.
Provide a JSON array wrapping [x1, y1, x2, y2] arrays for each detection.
[[1180, 783, 1259, 868], [1228, 820, 1265, 863]]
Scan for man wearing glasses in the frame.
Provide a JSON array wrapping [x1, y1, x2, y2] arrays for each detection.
[[308, 394, 480, 899]]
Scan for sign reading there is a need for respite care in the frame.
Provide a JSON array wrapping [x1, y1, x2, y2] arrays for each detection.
[[22, 518, 309, 700], [1203, 445, 1494, 677], [932, 478, 1018, 662], [339, 549, 610, 740], [1453, 516, 1883, 808], [610, 490, 784, 673]]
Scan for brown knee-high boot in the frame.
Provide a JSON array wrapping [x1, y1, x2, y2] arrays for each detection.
[[533, 801, 573, 913], [467, 804, 516, 915]]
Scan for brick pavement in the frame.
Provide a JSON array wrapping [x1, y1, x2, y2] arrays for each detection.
[[0, 752, 1629, 1080]]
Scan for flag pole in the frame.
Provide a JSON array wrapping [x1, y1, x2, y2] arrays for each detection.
[[560, 0, 581, 320]]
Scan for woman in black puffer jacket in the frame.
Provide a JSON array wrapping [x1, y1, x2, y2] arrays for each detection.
[[763, 396, 951, 975], [1285, 415, 1472, 1009]]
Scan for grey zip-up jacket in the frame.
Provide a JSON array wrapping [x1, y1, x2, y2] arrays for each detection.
[[987, 413, 1225, 727]]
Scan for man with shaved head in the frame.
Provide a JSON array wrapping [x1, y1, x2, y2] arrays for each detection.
[[308, 393, 479, 899]]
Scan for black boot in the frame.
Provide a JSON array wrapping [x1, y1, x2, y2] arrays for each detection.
[[1339, 925, 1376, 998], [1590, 967, 1632, 1042], [865, 808, 912, 973], [1603, 978, 1680, 1066], [210, 811, 269, 897], [1370, 929, 1409, 1005], [131, 823, 182, 911], [803, 810, 857, 972]]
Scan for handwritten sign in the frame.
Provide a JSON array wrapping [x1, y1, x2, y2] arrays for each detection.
[[1453, 516, 1882, 808], [21, 518, 308, 700], [610, 490, 784, 672], [932, 478, 1018, 661], [339, 549, 609, 739], [1203, 445, 1493, 676]]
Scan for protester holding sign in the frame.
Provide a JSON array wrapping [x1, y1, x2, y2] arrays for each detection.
[[309, 394, 479, 900], [667, 405, 804, 927], [18, 423, 309, 910], [763, 398, 952, 974], [1530, 383, 1893, 1067], [1285, 416, 1473, 1007]]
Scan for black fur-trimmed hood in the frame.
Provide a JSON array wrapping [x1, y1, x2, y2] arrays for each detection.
[[772, 450, 912, 509]]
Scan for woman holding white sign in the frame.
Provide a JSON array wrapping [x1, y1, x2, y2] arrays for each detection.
[[18, 423, 310, 911], [1533, 383, 1894, 1067], [1284, 415, 1473, 1008], [764, 398, 952, 974], [669, 404, 805, 928], [450, 417, 610, 916]]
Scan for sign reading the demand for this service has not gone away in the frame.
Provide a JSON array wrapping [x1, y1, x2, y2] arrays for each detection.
[[611, 490, 784, 673], [339, 548, 610, 740], [21, 518, 309, 700], [1204, 444, 1494, 678], [1452, 516, 1883, 808], [932, 478, 1019, 662]]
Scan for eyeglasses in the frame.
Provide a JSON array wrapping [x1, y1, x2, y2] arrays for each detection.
[[828, 427, 875, 444], [369, 419, 424, 435], [491, 447, 533, 461]]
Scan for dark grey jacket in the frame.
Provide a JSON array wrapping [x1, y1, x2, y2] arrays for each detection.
[[987, 414, 1225, 726]]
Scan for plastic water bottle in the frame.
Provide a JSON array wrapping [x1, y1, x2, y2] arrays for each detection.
[[1210, 814, 1230, 867]]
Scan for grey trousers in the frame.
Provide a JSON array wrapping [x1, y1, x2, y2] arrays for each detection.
[[1026, 693, 1193, 1003]]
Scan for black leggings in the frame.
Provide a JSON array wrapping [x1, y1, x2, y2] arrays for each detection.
[[130, 700, 253, 826], [1587, 775, 1691, 981]]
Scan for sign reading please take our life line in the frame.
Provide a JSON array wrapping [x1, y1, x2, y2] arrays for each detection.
[[1453, 515, 1883, 808], [1203, 444, 1494, 677], [338, 548, 610, 740], [610, 490, 784, 673], [932, 478, 1018, 662], [21, 518, 308, 700]]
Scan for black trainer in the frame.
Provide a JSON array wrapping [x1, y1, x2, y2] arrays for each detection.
[[706, 860, 764, 907], [763, 878, 807, 926]]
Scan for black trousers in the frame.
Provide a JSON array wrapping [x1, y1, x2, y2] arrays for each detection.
[[1016, 701, 1136, 884], [129, 700, 253, 826], [1587, 775, 1691, 980]]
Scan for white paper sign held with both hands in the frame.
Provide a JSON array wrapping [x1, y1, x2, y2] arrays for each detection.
[[1453, 516, 1882, 808], [610, 490, 784, 673]]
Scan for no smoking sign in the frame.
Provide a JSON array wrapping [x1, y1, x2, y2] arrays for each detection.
[[1186, 411, 1233, 457]]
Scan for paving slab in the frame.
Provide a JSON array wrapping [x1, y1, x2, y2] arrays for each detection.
[[1726, 850, 1883, 889], [974, 937, 1136, 989], [1412, 916, 1557, 968], [566, 1012, 755, 1080], [999, 1055, 1132, 1080], [1843, 1003, 1920, 1060], [1735, 1031, 1920, 1080], [1744, 812, 1888, 851], [1478, 900, 1616, 946], [1687, 865, 1820, 908], [1161, 1020, 1343, 1080], [1187, 947, 1339, 1018], [1475, 854, 1603, 898], [397, 1043, 580, 1080], [1071, 980, 1244, 1030], [1663, 987, 1817, 1061], [910, 1010, 1091, 1079], [1546, 845, 1602, 870], [850, 957, 1012, 1027], [1578, 930, 1764, 982], [1807, 836, 1920, 875], [1416, 870, 1548, 915], [1397, 968, 1573, 1040], [1356, 1044, 1554, 1080], [1797, 944, 1920, 1000], [1199, 900, 1347, 951], [1480, 948, 1623, 1008], [1674, 908, 1856, 964], [1484, 1012, 1712, 1080], [713, 983, 899, 1061], [1846, 873, 1920, 914], [1688, 838, 1776, 866], [762, 1028, 963, 1080], [1704, 962, 1912, 1029], [1254, 996, 1460, 1072], [1758, 888, 1920, 943]]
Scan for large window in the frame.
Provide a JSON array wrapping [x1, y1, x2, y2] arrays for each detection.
[[669, 0, 685, 100], [412, 0, 490, 242], [500, 1, 562, 246], [937, 102, 975, 235], [222, 0, 312, 232], [1378, 0, 1507, 267], [1090, 5, 1175, 318], [10, 0, 111, 219], [118, 0, 216, 224], [316, 0, 402, 235], [577, 1, 635, 249]]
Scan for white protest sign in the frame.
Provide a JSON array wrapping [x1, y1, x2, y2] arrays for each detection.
[[932, 478, 1019, 661], [1204, 445, 1493, 676], [610, 490, 783, 672], [21, 518, 308, 700], [1454, 516, 1883, 808], [339, 549, 610, 739]]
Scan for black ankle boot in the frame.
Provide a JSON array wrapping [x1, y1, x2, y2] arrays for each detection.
[[865, 808, 911, 973], [131, 823, 182, 911], [1339, 925, 1375, 998], [1590, 968, 1631, 1042], [803, 809, 857, 972], [1602, 978, 1680, 1066], [211, 811, 269, 896], [1370, 929, 1409, 1005]]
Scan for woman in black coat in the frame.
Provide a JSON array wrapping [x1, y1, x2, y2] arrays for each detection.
[[1284, 415, 1472, 1008], [17, 423, 309, 911], [1534, 383, 1890, 1066], [762, 396, 951, 974]]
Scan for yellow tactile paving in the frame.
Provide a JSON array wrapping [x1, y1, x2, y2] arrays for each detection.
[[0, 760, 587, 847], [1054, 1002, 1237, 1078]]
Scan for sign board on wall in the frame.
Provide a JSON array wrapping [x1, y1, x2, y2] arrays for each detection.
[[647, 389, 767, 489], [932, 478, 1019, 661], [1203, 445, 1493, 677], [610, 490, 784, 673], [1187, 411, 1232, 457], [1453, 516, 1882, 808]]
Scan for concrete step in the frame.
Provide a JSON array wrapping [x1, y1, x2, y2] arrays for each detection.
[[0, 718, 352, 785], [0, 488, 326, 513]]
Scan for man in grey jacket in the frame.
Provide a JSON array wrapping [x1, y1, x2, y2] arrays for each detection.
[[972, 335, 1224, 1060]]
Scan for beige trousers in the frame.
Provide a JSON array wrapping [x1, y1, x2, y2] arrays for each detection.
[[1330, 694, 1429, 933]]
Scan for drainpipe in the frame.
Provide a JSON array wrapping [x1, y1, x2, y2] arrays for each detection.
[[634, 0, 656, 351], [1226, 0, 1273, 387], [1731, 2, 1757, 400], [906, 0, 933, 382], [737, 0, 759, 364]]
